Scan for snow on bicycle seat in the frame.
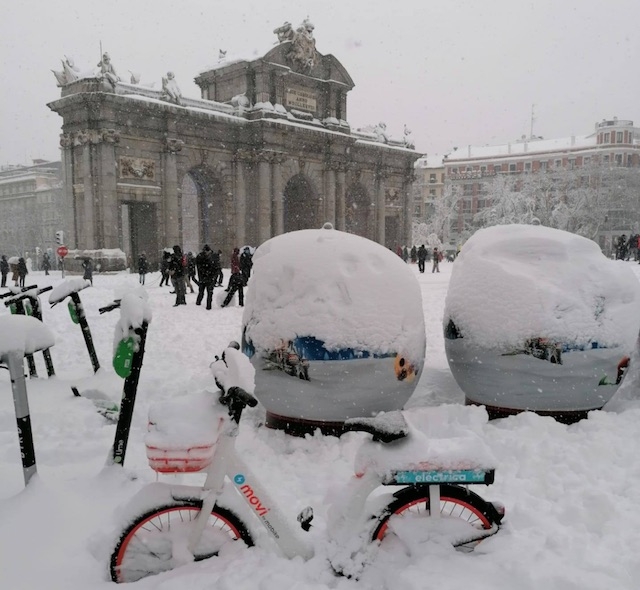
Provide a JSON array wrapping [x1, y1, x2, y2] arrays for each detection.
[[0, 315, 55, 358], [354, 409, 497, 485], [344, 411, 409, 443]]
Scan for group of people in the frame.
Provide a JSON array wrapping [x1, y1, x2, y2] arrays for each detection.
[[396, 244, 444, 273], [614, 234, 640, 261], [0, 255, 28, 287], [147, 245, 254, 308]]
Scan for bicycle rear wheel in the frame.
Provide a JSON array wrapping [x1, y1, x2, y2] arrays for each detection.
[[371, 484, 499, 552], [110, 501, 253, 583]]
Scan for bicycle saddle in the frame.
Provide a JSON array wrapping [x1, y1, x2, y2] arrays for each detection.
[[343, 411, 409, 443]]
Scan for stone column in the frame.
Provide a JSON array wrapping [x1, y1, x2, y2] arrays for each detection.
[[376, 167, 387, 246], [162, 138, 184, 248], [234, 152, 248, 247], [59, 133, 77, 248], [323, 162, 337, 226], [272, 155, 285, 236], [76, 131, 94, 250], [95, 129, 120, 248], [402, 170, 415, 247], [257, 151, 273, 244], [336, 164, 346, 231]]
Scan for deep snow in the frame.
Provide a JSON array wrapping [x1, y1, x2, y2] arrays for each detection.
[[1, 260, 640, 590]]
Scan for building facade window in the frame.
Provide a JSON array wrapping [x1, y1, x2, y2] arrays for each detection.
[[509, 163, 516, 173], [429, 173, 436, 183], [617, 131, 623, 143]]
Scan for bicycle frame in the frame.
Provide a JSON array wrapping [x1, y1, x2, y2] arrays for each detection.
[[171, 426, 314, 561]]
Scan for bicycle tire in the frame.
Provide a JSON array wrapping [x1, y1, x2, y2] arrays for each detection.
[[371, 484, 499, 551], [110, 501, 254, 583]]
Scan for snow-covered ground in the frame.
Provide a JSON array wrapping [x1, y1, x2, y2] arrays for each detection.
[[1, 260, 640, 590]]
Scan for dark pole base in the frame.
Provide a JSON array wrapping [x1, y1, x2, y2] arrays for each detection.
[[265, 411, 348, 437], [465, 398, 594, 425]]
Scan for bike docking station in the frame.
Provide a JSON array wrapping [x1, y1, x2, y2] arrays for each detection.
[[0, 314, 55, 487], [2, 285, 55, 378]]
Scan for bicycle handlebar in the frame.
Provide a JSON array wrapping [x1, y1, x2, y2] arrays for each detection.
[[223, 386, 258, 408], [99, 300, 122, 314], [3, 285, 53, 306], [0, 285, 39, 299]]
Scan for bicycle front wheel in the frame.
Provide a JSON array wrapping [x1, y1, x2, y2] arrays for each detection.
[[110, 501, 254, 583], [371, 484, 499, 552]]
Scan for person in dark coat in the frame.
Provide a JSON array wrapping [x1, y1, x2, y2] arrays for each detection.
[[159, 251, 171, 287], [169, 245, 186, 306], [82, 257, 94, 285], [17, 257, 28, 287], [42, 252, 51, 275], [221, 271, 245, 307], [0, 255, 8, 287], [195, 245, 216, 310], [417, 244, 427, 273], [138, 252, 148, 285], [410, 245, 417, 264], [214, 249, 224, 286], [239, 247, 253, 284], [226, 247, 240, 291]]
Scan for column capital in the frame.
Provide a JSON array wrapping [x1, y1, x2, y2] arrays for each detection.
[[164, 137, 184, 153]]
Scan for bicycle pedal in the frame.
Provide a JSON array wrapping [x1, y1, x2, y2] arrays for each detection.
[[297, 506, 314, 531]]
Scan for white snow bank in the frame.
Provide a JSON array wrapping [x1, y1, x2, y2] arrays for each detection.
[[445, 224, 640, 349], [0, 315, 55, 357]]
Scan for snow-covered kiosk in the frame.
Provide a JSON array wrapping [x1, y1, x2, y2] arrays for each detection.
[[241, 224, 426, 435], [444, 224, 640, 422]]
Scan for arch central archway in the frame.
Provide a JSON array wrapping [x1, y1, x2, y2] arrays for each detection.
[[283, 174, 318, 233], [181, 166, 226, 253]]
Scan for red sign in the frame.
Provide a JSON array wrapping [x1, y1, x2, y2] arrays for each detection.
[[57, 246, 69, 258]]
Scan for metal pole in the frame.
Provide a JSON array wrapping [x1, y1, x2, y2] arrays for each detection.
[[111, 322, 148, 466], [71, 292, 100, 373], [14, 300, 38, 378], [6, 351, 37, 486], [29, 295, 55, 377]]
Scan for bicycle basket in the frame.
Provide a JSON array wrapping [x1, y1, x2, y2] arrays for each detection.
[[145, 442, 216, 473], [144, 392, 226, 473]]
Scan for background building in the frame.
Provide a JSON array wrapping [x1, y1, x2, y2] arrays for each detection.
[[440, 117, 640, 252], [0, 160, 63, 264]]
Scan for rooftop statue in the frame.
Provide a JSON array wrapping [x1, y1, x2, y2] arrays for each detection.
[[97, 52, 120, 89], [286, 19, 317, 74], [273, 21, 294, 43], [52, 56, 79, 87], [161, 71, 182, 106]]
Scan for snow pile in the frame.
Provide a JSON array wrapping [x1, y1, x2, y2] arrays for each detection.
[[0, 315, 55, 357], [244, 226, 425, 362], [145, 392, 227, 449], [445, 224, 640, 349]]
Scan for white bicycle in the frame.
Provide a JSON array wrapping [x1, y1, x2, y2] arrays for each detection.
[[109, 347, 504, 583]]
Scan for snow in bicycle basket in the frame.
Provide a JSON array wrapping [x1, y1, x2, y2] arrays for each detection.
[[144, 392, 227, 473]]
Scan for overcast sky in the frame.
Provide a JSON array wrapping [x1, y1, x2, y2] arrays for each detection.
[[2, 0, 639, 166]]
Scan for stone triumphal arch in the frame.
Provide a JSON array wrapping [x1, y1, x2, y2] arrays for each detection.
[[48, 20, 419, 268]]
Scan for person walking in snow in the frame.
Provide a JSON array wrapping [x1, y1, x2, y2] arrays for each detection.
[[138, 252, 148, 285], [17, 257, 28, 287], [0, 255, 8, 287], [42, 252, 51, 275], [432, 247, 440, 273], [221, 270, 245, 308], [417, 244, 427, 273], [239, 247, 253, 285], [195, 244, 217, 310], [82, 257, 94, 286], [168, 245, 187, 306]]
